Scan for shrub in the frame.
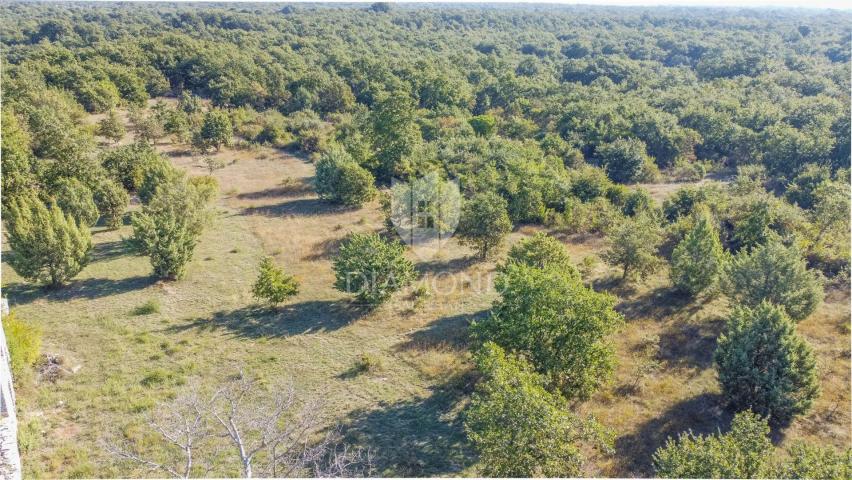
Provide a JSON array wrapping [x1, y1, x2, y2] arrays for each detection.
[[662, 186, 708, 222], [785, 163, 831, 209], [570, 165, 611, 202], [468, 114, 497, 137], [193, 109, 232, 152], [130, 177, 212, 280], [252, 257, 299, 305], [722, 239, 823, 321], [332, 233, 415, 305], [777, 443, 852, 479], [54, 177, 99, 226], [315, 147, 376, 207], [457, 192, 513, 259], [137, 155, 182, 204], [505, 232, 577, 276], [597, 137, 652, 184], [93, 177, 129, 229], [622, 188, 655, 217], [353, 353, 384, 374], [100, 142, 163, 190], [5, 195, 92, 287], [2, 312, 42, 380], [715, 302, 819, 424], [465, 342, 610, 477], [472, 263, 623, 399], [97, 110, 125, 143], [603, 213, 663, 282], [653, 411, 774, 478], [670, 207, 726, 296]]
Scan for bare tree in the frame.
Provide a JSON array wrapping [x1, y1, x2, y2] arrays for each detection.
[[106, 371, 370, 478]]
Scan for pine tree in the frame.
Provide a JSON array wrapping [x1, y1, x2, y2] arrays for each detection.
[[670, 208, 726, 296], [252, 257, 299, 305], [5, 195, 92, 287], [54, 177, 99, 227], [93, 177, 129, 229], [715, 302, 819, 424]]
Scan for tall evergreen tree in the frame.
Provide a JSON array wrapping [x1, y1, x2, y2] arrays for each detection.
[[670, 208, 726, 296]]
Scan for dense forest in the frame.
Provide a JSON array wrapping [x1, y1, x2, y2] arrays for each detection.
[[1, 2, 850, 478]]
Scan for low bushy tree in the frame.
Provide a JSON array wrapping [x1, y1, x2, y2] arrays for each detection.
[[670, 208, 726, 296], [193, 109, 233, 152], [252, 257, 299, 305], [54, 177, 99, 226], [472, 263, 623, 399], [722, 239, 823, 321], [603, 213, 663, 282], [332, 233, 415, 305], [465, 342, 610, 477], [130, 178, 212, 280], [468, 114, 497, 137], [4, 195, 92, 287], [457, 192, 512, 259], [715, 302, 819, 424], [97, 110, 126, 144], [138, 156, 182, 205], [777, 443, 852, 479], [101, 142, 163, 191], [93, 177, 129, 229], [653, 411, 774, 478], [597, 137, 652, 184], [315, 147, 376, 207], [505, 232, 577, 276]]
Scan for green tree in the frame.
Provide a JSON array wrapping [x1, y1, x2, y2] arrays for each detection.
[[137, 156, 182, 205], [776, 444, 852, 479], [472, 263, 623, 399], [194, 109, 233, 152], [469, 114, 497, 137], [4, 195, 92, 287], [315, 146, 377, 207], [93, 177, 129, 229], [332, 233, 415, 305], [101, 142, 163, 191], [715, 302, 819, 424], [784, 164, 831, 209], [603, 213, 663, 282], [130, 178, 212, 280], [97, 110, 126, 144], [670, 208, 726, 296], [369, 90, 422, 181], [54, 177, 99, 227], [505, 232, 577, 275], [653, 411, 774, 478], [597, 137, 652, 184], [1, 107, 36, 206], [811, 179, 850, 248], [457, 192, 512, 259], [465, 342, 610, 477], [722, 239, 823, 321], [252, 257, 299, 305]]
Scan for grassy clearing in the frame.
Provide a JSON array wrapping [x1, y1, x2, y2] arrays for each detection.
[[2, 108, 848, 477]]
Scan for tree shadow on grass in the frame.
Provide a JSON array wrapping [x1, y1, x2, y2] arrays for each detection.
[[3, 275, 157, 306], [612, 392, 731, 476], [302, 236, 345, 261], [657, 316, 726, 371], [415, 256, 477, 277], [615, 285, 705, 322], [343, 382, 476, 476], [164, 300, 367, 339], [236, 180, 314, 200], [89, 239, 134, 263], [396, 309, 487, 352], [241, 198, 353, 218]]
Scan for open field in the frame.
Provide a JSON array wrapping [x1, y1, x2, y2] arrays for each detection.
[[2, 105, 849, 478]]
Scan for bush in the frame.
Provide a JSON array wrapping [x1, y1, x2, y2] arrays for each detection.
[[5, 195, 92, 287], [252, 257, 299, 305], [137, 155, 182, 204], [570, 166, 611, 202], [131, 299, 161, 316], [715, 302, 819, 424], [193, 109, 232, 152], [465, 342, 610, 477], [315, 146, 376, 207], [2, 312, 42, 381], [468, 114, 497, 137], [603, 213, 663, 282], [472, 263, 623, 399], [505, 232, 577, 276], [622, 188, 655, 217], [653, 411, 774, 478], [332, 233, 415, 305], [130, 177, 212, 280], [457, 192, 513, 259], [670, 207, 726, 296], [54, 177, 99, 226], [722, 239, 823, 321], [101, 142, 163, 191], [93, 177, 129, 229], [597, 137, 652, 184], [777, 443, 852, 479], [97, 110, 125, 143]]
